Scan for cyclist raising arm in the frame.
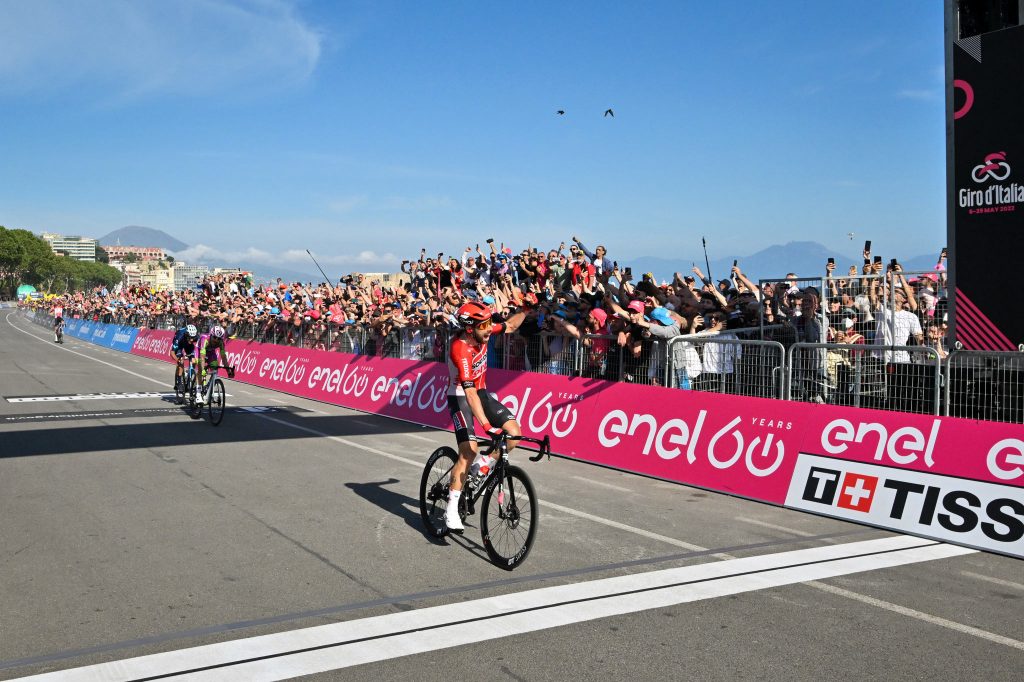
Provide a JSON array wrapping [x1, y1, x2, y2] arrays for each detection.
[[445, 300, 529, 532]]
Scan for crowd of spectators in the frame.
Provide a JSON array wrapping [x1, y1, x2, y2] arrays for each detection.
[[22, 237, 951, 396]]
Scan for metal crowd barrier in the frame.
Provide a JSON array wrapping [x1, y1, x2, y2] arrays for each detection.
[[22, 306, 1022, 423], [787, 343, 941, 415], [944, 350, 1024, 424], [667, 337, 786, 398]]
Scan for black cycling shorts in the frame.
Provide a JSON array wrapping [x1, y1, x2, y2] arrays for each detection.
[[448, 390, 514, 444]]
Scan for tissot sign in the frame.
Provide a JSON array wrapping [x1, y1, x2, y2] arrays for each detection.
[[949, 22, 1024, 350]]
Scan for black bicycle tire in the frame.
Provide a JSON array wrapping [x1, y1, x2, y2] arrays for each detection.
[[174, 367, 184, 404], [480, 465, 538, 570], [187, 374, 202, 419], [418, 447, 458, 538], [209, 378, 226, 426]]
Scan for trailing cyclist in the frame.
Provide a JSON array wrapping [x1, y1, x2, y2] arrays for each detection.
[[195, 325, 228, 405], [445, 300, 528, 532], [169, 324, 199, 392], [52, 299, 64, 343]]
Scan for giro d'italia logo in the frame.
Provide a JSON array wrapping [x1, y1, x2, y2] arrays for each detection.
[[972, 151, 1011, 183]]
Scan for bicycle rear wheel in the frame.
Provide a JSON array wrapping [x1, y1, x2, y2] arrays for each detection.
[[481, 465, 538, 570], [419, 447, 458, 538], [208, 378, 226, 425]]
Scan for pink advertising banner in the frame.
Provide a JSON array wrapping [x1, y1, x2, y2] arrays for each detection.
[[131, 330, 1024, 557]]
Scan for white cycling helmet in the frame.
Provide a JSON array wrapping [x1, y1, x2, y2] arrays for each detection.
[[210, 325, 226, 339], [185, 324, 198, 337]]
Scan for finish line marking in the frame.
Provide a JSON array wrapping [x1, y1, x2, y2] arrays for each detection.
[[5, 392, 176, 403], [12, 537, 978, 681]]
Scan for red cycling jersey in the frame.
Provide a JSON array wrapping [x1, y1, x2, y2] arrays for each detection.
[[447, 324, 505, 396]]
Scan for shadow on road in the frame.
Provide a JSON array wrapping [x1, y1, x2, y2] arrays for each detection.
[[0, 411, 438, 458]]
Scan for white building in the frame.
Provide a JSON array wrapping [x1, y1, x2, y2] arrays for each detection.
[[41, 232, 98, 261], [173, 263, 210, 291]]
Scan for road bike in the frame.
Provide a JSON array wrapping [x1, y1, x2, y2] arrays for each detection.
[[174, 357, 195, 407], [419, 432, 550, 570], [189, 364, 235, 426], [54, 320, 64, 344]]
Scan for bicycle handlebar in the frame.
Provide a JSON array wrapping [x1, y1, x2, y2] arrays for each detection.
[[471, 433, 551, 462]]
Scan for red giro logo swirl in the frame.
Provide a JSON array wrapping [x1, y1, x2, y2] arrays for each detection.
[[972, 151, 1011, 183]]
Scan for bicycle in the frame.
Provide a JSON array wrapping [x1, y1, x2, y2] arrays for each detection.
[[54, 320, 64, 344], [174, 357, 195, 407], [190, 364, 235, 426], [419, 432, 550, 570]]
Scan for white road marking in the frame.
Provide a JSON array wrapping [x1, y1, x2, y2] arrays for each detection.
[[14, 537, 977, 681], [735, 516, 818, 537], [252, 414, 424, 468], [540, 499, 710, 552], [807, 580, 1024, 651], [352, 418, 377, 427], [960, 570, 1024, 592], [403, 432, 438, 443], [267, 398, 289, 405], [571, 474, 632, 493], [6, 392, 176, 403]]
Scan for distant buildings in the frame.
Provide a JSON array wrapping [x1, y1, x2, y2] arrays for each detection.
[[174, 263, 210, 291], [103, 245, 166, 262], [41, 232, 98, 261]]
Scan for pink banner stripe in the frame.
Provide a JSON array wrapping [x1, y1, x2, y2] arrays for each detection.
[[956, 322, 995, 352], [956, 299, 1011, 350], [957, 290, 1016, 350], [955, 292, 1008, 350], [956, 306, 1005, 351], [958, 307, 1009, 352]]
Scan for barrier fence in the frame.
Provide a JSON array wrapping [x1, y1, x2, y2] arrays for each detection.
[[25, 308, 1024, 423]]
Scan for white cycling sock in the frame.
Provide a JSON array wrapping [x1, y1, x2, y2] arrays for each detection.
[[448, 489, 461, 505]]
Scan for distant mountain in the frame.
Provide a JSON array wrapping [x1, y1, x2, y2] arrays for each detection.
[[99, 226, 189, 252], [628, 241, 940, 285]]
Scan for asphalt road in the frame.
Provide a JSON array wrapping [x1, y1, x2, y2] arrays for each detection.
[[1, 310, 1021, 681]]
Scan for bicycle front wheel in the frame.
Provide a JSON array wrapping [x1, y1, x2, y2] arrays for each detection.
[[208, 378, 226, 426], [481, 465, 538, 570], [419, 447, 458, 538], [188, 377, 202, 419]]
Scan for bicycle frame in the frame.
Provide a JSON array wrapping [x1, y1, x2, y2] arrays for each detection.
[[461, 433, 550, 515]]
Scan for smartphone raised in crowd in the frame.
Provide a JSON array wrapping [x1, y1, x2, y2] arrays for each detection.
[[864, 240, 871, 253], [874, 255, 883, 264], [624, 267, 632, 279], [828, 257, 835, 265]]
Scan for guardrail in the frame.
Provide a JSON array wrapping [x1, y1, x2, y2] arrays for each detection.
[[20, 307, 1024, 423]]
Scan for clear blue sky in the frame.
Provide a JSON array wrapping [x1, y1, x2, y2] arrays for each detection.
[[0, 1, 946, 270]]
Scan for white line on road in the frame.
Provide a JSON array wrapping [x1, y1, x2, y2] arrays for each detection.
[[13, 537, 978, 681], [807, 580, 1024, 651], [960, 570, 1024, 592], [403, 432, 439, 443], [571, 474, 632, 493], [735, 516, 818, 537]]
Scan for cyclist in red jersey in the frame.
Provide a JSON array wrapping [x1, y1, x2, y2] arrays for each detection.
[[444, 299, 529, 532]]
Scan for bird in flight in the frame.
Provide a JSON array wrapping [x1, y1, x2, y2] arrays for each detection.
[[556, 110, 565, 115], [604, 109, 614, 117]]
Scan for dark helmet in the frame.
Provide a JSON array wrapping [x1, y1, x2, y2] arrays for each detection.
[[456, 301, 492, 329]]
